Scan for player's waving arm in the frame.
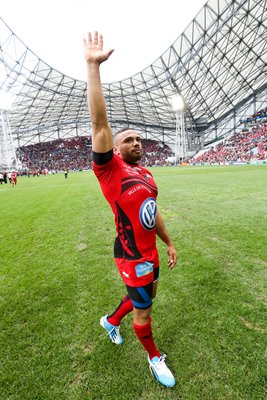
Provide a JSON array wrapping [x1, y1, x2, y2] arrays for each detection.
[[83, 31, 114, 153]]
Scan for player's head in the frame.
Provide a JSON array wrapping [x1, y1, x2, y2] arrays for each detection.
[[113, 128, 142, 164]]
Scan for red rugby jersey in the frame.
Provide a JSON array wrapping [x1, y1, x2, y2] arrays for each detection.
[[93, 153, 158, 261]]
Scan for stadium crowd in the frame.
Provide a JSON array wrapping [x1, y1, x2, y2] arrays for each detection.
[[7, 107, 267, 175], [191, 108, 267, 165], [16, 136, 174, 173], [16, 136, 92, 173]]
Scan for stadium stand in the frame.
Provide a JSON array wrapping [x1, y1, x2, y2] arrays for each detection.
[[16, 138, 174, 172], [190, 108, 267, 165]]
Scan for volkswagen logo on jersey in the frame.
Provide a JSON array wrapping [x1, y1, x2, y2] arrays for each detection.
[[139, 198, 157, 230]]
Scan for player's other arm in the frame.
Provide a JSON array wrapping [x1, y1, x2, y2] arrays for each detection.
[[83, 31, 114, 153], [156, 211, 177, 269]]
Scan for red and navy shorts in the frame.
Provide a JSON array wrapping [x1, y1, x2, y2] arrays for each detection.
[[115, 250, 159, 287]]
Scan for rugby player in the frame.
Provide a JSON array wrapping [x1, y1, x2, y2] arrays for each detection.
[[83, 31, 177, 387]]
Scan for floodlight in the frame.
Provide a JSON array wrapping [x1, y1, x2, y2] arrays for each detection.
[[171, 95, 185, 112]]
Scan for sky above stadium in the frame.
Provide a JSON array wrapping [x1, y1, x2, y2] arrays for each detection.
[[1, 0, 207, 83]]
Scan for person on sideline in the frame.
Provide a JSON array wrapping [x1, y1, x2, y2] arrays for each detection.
[[83, 31, 177, 388], [11, 170, 17, 187]]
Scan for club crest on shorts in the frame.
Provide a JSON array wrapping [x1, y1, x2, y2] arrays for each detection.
[[139, 198, 157, 230]]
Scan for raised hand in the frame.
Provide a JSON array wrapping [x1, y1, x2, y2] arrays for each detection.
[[83, 31, 114, 65]]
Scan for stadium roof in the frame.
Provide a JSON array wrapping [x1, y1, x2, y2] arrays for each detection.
[[0, 0, 266, 149]]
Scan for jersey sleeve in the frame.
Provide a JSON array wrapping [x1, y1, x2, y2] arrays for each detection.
[[92, 151, 121, 201]]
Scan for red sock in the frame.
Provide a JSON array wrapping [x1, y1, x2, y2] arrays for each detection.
[[107, 295, 133, 326], [133, 317, 160, 359]]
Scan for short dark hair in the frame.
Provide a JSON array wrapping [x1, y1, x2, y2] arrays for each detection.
[[112, 127, 131, 144], [114, 127, 131, 135]]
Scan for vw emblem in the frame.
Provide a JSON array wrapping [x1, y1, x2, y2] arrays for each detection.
[[139, 198, 157, 230]]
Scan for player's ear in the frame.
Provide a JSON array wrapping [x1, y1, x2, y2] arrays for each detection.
[[113, 145, 119, 155]]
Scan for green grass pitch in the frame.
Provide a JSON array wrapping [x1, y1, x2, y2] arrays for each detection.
[[0, 165, 266, 400]]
